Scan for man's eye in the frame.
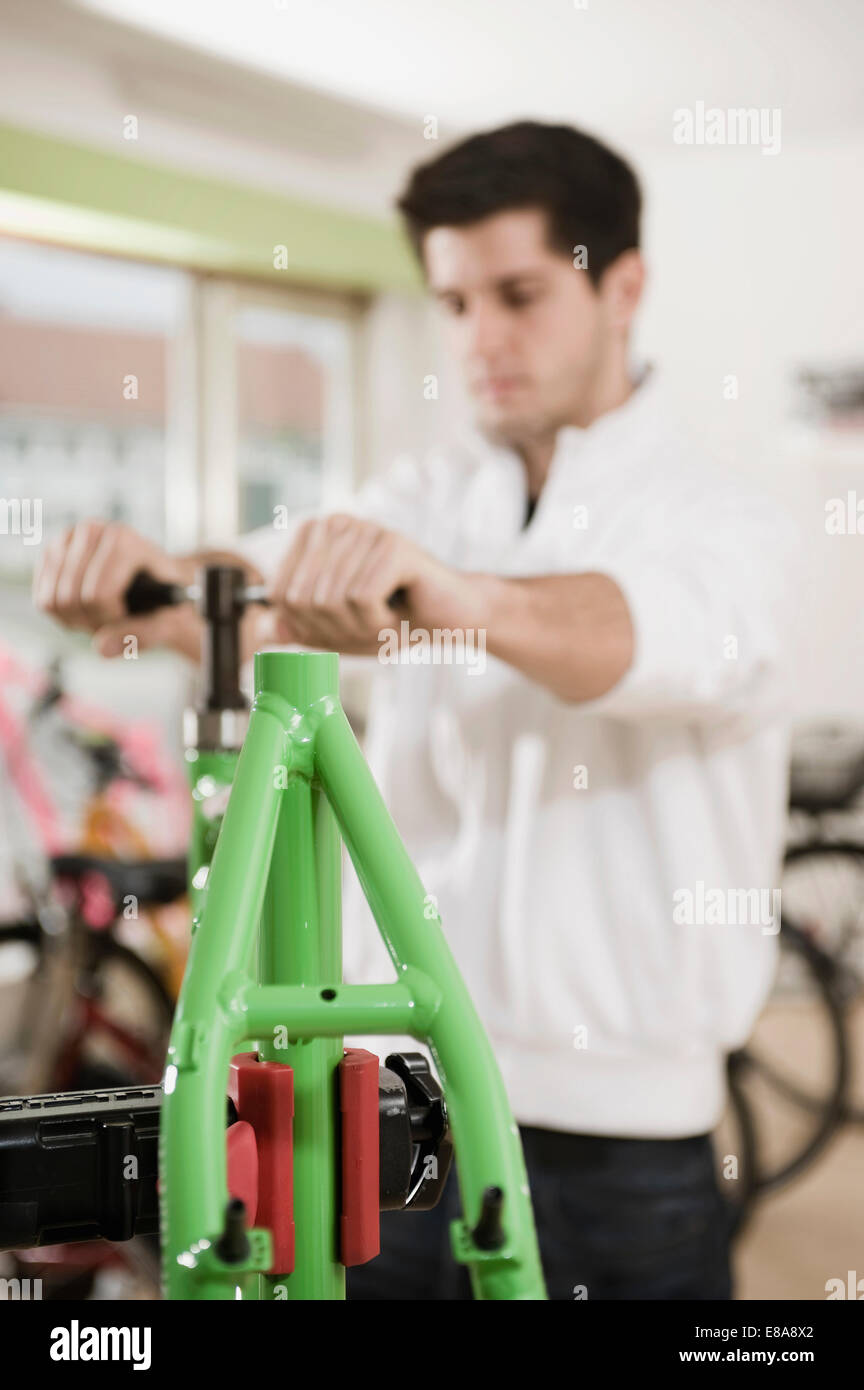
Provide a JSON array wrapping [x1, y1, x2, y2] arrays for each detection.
[[504, 291, 539, 309]]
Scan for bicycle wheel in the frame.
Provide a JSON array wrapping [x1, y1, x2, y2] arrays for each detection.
[[729, 917, 849, 1195], [781, 840, 864, 1122], [56, 934, 174, 1091], [0, 921, 173, 1095], [0, 920, 50, 1095], [783, 841, 864, 975], [713, 1050, 760, 1236]]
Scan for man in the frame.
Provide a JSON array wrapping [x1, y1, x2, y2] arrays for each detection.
[[35, 121, 797, 1300]]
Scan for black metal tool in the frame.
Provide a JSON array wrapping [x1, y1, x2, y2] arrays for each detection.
[[0, 1054, 453, 1251]]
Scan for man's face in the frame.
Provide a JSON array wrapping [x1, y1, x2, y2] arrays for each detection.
[[423, 207, 630, 444]]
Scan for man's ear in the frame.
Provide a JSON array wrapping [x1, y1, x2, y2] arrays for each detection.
[[598, 250, 645, 330]]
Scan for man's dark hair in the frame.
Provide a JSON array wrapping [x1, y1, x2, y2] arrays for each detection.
[[397, 120, 641, 287]]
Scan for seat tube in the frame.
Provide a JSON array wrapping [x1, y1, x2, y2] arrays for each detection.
[[255, 650, 345, 1301]]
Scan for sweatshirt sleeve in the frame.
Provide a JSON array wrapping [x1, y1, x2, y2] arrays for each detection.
[[579, 479, 802, 723]]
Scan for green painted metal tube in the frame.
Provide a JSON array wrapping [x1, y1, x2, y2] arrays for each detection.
[[160, 697, 288, 1299], [313, 699, 547, 1300], [237, 973, 442, 1039], [254, 651, 344, 1301], [185, 747, 240, 922]]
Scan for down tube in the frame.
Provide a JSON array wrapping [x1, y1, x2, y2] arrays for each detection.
[[258, 772, 345, 1301], [314, 701, 547, 1300], [160, 699, 288, 1300]]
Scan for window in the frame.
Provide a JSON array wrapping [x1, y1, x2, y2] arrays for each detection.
[[0, 240, 186, 581], [0, 238, 362, 579], [0, 233, 363, 731], [236, 303, 355, 535]]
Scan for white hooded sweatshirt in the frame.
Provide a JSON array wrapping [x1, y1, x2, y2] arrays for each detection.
[[236, 370, 799, 1138]]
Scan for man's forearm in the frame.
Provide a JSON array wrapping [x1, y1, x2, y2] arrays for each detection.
[[174, 528, 634, 699], [466, 571, 634, 703]]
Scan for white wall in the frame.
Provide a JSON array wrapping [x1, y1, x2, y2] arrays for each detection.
[[635, 139, 864, 721], [636, 141, 864, 443]]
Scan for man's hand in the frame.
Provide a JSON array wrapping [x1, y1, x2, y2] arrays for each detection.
[[262, 514, 483, 655], [33, 520, 200, 658], [32, 515, 633, 703], [260, 515, 632, 704]]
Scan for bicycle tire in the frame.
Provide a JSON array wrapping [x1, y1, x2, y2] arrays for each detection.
[[718, 1050, 761, 1235], [782, 839, 864, 1122], [732, 916, 849, 1197], [783, 840, 864, 966], [0, 919, 174, 1093]]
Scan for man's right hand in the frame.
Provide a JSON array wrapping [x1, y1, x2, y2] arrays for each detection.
[[33, 520, 200, 659]]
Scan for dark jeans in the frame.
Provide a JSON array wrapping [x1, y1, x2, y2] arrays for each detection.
[[347, 1127, 734, 1300]]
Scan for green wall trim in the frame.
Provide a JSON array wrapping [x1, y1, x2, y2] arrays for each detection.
[[0, 122, 421, 293]]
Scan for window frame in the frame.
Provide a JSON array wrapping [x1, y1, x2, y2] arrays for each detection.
[[0, 232, 371, 558], [167, 272, 368, 551]]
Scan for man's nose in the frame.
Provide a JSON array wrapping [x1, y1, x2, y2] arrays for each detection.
[[464, 302, 510, 360]]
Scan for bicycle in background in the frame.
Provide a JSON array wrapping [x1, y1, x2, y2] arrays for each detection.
[[0, 645, 189, 1298], [717, 723, 864, 1228]]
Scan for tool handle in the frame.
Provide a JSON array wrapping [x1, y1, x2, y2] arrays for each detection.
[[124, 570, 188, 615], [126, 570, 407, 616]]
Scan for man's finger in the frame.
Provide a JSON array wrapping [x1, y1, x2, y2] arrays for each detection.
[[79, 524, 128, 627], [344, 532, 405, 628], [310, 523, 382, 630], [284, 516, 350, 605], [32, 530, 71, 613], [54, 521, 107, 628], [265, 519, 318, 607]]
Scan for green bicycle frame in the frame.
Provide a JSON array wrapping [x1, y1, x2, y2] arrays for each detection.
[[161, 649, 547, 1300], [185, 746, 238, 924]]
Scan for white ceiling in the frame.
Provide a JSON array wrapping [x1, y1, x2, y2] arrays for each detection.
[[73, 0, 864, 145]]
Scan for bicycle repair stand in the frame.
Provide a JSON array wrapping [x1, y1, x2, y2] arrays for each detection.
[[0, 622, 547, 1299]]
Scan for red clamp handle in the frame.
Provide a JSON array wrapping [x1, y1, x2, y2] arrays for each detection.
[[339, 1048, 381, 1267], [225, 1047, 382, 1275], [227, 1053, 295, 1275]]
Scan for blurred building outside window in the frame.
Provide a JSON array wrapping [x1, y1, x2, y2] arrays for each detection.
[[0, 237, 360, 587]]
